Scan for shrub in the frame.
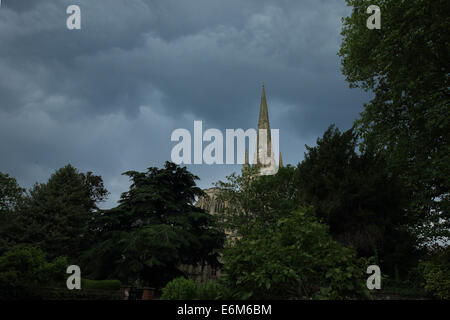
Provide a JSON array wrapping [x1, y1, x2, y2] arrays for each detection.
[[419, 247, 450, 300], [161, 277, 223, 300], [160, 277, 197, 300], [81, 279, 121, 291], [196, 281, 222, 300]]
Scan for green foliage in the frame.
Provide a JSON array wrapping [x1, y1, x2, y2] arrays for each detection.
[[160, 277, 197, 300], [0, 172, 26, 254], [297, 125, 419, 275], [418, 246, 450, 300], [84, 162, 225, 287], [221, 209, 369, 300], [81, 279, 121, 291], [0, 245, 67, 288], [0, 286, 123, 300], [339, 0, 450, 241], [0, 172, 25, 213], [22, 165, 108, 259], [196, 281, 223, 300], [216, 165, 301, 237], [161, 277, 223, 300]]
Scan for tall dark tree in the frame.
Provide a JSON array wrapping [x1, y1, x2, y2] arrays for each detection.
[[23, 165, 108, 260], [297, 125, 418, 274], [0, 172, 26, 254], [339, 0, 449, 241], [0, 172, 25, 213], [84, 162, 224, 287]]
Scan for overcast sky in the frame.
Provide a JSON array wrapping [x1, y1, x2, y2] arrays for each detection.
[[0, 0, 371, 208]]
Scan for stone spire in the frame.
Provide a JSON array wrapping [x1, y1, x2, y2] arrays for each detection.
[[243, 82, 278, 176], [279, 152, 283, 168], [244, 147, 249, 168], [256, 82, 272, 165]]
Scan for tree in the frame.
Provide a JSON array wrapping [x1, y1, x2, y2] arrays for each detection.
[[23, 165, 108, 259], [221, 209, 369, 300], [0, 172, 25, 213], [339, 0, 450, 241], [297, 125, 418, 275], [0, 172, 26, 255], [215, 165, 301, 237], [83, 162, 225, 287], [216, 166, 368, 299]]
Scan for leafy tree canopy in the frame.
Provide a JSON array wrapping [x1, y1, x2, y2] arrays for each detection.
[[339, 0, 449, 240], [215, 165, 301, 237], [84, 162, 225, 287], [0, 172, 25, 213], [221, 209, 369, 300], [0, 172, 26, 254], [298, 125, 419, 274], [23, 164, 108, 259]]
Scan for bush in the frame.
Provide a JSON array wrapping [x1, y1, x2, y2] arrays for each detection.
[[0, 286, 123, 300], [160, 277, 197, 300], [419, 247, 450, 300], [196, 281, 223, 300], [81, 279, 121, 291], [161, 277, 223, 300]]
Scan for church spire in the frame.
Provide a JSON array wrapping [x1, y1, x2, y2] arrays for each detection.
[[258, 83, 270, 132], [257, 82, 272, 164], [244, 82, 278, 176], [279, 152, 283, 168]]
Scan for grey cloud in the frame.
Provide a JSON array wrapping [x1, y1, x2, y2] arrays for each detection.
[[0, 0, 370, 208]]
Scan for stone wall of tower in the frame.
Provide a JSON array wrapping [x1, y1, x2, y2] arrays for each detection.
[[190, 187, 226, 282], [195, 187, 225, 215]]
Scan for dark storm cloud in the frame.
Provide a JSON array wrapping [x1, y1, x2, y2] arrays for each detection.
[[0, 0, 371, 208]]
